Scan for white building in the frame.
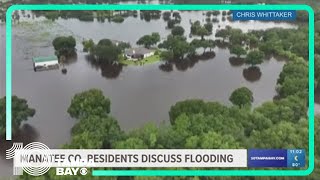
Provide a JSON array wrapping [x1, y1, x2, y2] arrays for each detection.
[[32, 56, 59, 71], [124, 47, 155, 61]]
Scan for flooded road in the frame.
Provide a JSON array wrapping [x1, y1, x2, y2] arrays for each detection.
[[0, 10, 316, 177]]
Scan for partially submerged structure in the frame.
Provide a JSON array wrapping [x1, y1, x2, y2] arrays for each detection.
[[124, 47, 155, 61], [33, 56, 59, 71]]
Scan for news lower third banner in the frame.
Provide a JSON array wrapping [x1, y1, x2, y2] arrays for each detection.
[[232, 10, 297, 21], [14, 149, 247, 168], [13, 149, 306, 169]]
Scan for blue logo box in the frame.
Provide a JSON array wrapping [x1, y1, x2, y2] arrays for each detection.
[[248, 149, 305, 168], [287, 149, 305, 167], [248, 149, 287, 167], [232, 10, 296, 21]]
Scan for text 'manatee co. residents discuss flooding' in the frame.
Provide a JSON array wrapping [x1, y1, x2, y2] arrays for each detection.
[[14, 149, 305, 168]]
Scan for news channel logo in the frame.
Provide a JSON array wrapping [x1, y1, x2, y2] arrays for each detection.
[[6, 142, 51, 176], [6, 142, 88, 176]]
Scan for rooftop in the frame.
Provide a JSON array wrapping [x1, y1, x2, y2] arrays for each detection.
[[125, 47, 154, 56], [33, 56, 58, 63]]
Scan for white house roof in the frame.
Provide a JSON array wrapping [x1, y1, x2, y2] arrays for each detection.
[[125, 47, 154, 56]]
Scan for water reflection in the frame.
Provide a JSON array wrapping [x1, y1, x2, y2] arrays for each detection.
[[60, 53, 78, 74], [215, 40, 229, 49], [159, 62, 173, 72], [0, 124, 39, 159], [140, 10, 162, 22], [158, 51, 216, 72], [63, 53, 78, 66], [85, 55, 124, 79], [242, 66, 262, 82], [229, 57, 245, 66]]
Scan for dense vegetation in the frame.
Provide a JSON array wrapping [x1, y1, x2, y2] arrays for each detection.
[[136, 32, 160, 49], [82, 38, 130, 64], [163, 11, 182, 29], [158, 25, 216, 61], [0, 96, 35, 137], [18, 87, 319, 179], [52, 36, 76, 57], [190, 21, 213, 40]]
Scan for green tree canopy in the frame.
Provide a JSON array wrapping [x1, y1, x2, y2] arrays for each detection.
[[82, 39, 95, 52], [255, 95, 307, 124], [245, 50, 265, 66], [136, 32, 160, 49], [191, 39, 215, 54], [229, 28, 245, 45], [172, 11, 181, 21], [171, 26, 185, 36], [167, 19, 178, 29], [162, 11, 171, 21], [204, 22, 213, 34], [71, 115, 123, 148], [117, 42, 131, 51], [97, 39, 113, 46], [229, 87, 253, 107], [250, 121, 307, 149], [215, 29, 229, 41], [67, 89, 111, 119], [158, 35, 194, 60], [0, 96, 35, 136], [85, 38, 130, 63], [91, 43, 122, 63], [52, 36, 76, 57], [190, 21, 210, 40], [230, 44, 247, 57], [114, 137, 148, 149], [277, 58, 308, 98]]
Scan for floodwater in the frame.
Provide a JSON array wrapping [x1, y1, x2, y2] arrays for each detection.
[[0, 10, 316, 177]]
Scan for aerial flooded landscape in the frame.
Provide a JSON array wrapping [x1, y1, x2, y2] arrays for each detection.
[[3, 10, 296, 143], [0, 0, 319, 179]]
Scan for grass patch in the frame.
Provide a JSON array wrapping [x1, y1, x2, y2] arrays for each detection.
[[119, 54, 161, 66], [14, 20, 82, 44]]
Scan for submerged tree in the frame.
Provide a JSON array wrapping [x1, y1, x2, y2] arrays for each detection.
[[191, 39, 215, 54], [190, 21, 210, 40], [171, 26, 185, 36], [52, 36, 76, 57], [0, 96, 35, 136], [229, 87, 253, 107], [158, 35, 194, 60], [136, 32, 160, 49], [92, 43, 122, 63], [230, 44, 247, 58], [245, 50, 264, 67], [162, 11, 171, 21], [82, 39, 95, 52], [215, 29, 229, 42]]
